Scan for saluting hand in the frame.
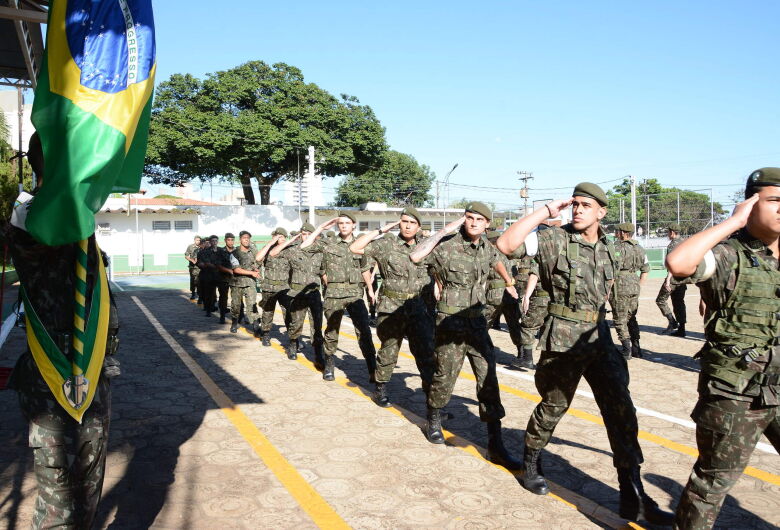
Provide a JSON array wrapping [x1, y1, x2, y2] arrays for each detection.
[[321, 217, 340, 230], [545, 198, 574, 218], [444, 216, 466, 234], [729, 194, 759, 229], [381, 220, 401, 234]]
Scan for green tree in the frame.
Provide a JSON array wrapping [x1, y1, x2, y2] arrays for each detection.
[[145, 61, 388, 204], [0, 113, 32, 221], [448, 198, 496, 211], [334, 150, 435, 207]]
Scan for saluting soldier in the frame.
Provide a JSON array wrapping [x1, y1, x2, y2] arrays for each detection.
[[497, 183, 673, 525], [657, 223, 688, 336], [666, 168, 780, 529], [350, 206, 435, 407], [229, 231, 261, 333], [409, 202, 522, 470], [301, 212, 376, 381], [184, 235, 201, 300], [483, 230, 523, 360], [214, 233, 236, 324], [612, 222, 649, 359], [255, 228, 292, 346], [270, 222, 325, 365]]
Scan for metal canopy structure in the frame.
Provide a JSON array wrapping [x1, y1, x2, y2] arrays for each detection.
[[0, 0, 47, 88]]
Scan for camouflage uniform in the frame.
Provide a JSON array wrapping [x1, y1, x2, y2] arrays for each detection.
[[521, 224, 643, 468], [311, 235, 376, 371], [215, 246, 234, 317], [185, 242, 200, 297], [426, 230, 505, 421], [656, 236, 687, 326], [520, 261, 549, 349], [196, 246, 224, 313], [259, 250, 291, 334], [230, 247, 259, 322], [363, 233, 435, 386], [6, 228, 119, 529], [286, 239, 324, 355], [612, 238, 650, 343], [674, 230, 780, 529], [484, 251, 523, 350]]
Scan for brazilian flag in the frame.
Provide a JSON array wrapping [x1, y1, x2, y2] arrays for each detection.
[[29, 0, 156, 246]]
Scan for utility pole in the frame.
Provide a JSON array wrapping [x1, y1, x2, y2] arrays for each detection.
[[629, 175, 636, 231], [17, 87, 24, 193], [517, 171, 533, 217], [308, 145, 316, 225], [441, 163, 458, 224]]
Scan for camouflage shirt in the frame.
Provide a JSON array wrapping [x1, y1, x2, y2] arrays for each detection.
[[230, 247, 259, 288], [518, 224, 616, 352], [428, 229, 499, 315], [486, 251, 512, 306], [362, 232, 430, 313], [614, 239, 649, 298], [260, 248, 290, 292], [286, 239, 323, 296], [309, 235, 365, 299], [185, 243, 200, 268], [512, 254, 534, 285]]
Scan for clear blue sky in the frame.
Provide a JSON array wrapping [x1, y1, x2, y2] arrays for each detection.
[[150, 1, 779, 208]]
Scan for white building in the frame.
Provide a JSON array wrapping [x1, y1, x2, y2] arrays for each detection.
[[0, 89, 33, 153]]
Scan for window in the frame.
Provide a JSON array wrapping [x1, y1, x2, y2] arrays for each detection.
[[433, 221, 444, 231], [152, 220, 171, 231], [174, 220, 193, 231], [359, 221, 369, 232], [97, 222, 111, 230]]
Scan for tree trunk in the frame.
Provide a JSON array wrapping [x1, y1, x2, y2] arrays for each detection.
[[258, 176, 274, 205], [239, 174, 255, 205]]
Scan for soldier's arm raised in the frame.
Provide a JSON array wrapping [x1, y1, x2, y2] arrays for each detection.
[[666, 194, 758, 277], [270, 233, 300, 257], [497, 198, 572, 255], [301, 218, 338, 249], [255, 235, 282, 262], [350, 220, 399, 255], [409, 216, 465, 263]]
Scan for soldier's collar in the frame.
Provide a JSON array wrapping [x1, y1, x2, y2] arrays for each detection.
[[739, 229, 771, 252], [459, 230, 483, 248]]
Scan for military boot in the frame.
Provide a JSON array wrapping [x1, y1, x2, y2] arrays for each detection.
[[219, 311, 226, 324], [632, 340, 643, 358], [313, 344, 325, 371], [486, 421, 523, 470], [520, 446, 549, 495], [260, 332, 271, 347], [365, 352, 377, 384], [518, 347, 536, 370], [621, 339, 632, 360], [322, 356, 335, 381], [286, 340, 298, 360], [424, 407, 445, 444], [190, 291, 197, 300], [252, 320, 261, 337], [661, 315, 678, 335], [672, 324, 686, 338], [617, 466, 675, 525], [230, 318, 238, 333], [372, 383, 391, 408]]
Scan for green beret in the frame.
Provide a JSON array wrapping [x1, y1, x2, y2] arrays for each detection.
[[465, 201, 492, 220], [338, 210, 357, 223], [747, 168, 780, 189], [300, 222, 315, 232], [616, 222, 635, 234], [290, 230, 299, 237], [194, 235, 201, 240], [572, 182, 608, 206], [272, 227, 288, 237], [401, 206, 422, 224], [239, 230, 251, 238], [208, 234, 218, 241], [224, 232, 235, 239], [667, 223, 681, 233], [486, 230, 501, 240]]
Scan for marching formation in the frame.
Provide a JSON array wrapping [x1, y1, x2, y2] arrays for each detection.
[[179, 176, 780, 529]]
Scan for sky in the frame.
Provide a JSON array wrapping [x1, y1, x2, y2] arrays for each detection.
[[22, 1, 780, 208]]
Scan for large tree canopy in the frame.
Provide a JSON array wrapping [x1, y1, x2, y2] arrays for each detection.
[[334, 150, 435, 207], [145, 61, 388, 204]]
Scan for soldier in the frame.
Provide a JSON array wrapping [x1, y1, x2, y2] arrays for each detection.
[[301, 212, 376, 382], [184, 235, 201, 300], [613, 222, 650, 360], [483, 230, 523, 363], [657, 223, 687, 336], [6, 133, 120, 528], [517, 269, 546, 370], [269, 222, 325, 364], [666, 168, 780, 529], [409, 202, 522, 469], [350, 207, 435, 407], [255, 228, 292, 346], [214, 233, 236, 324], [229, 231, 260, 333], [497, 183, 673, 525], [196, 235, 222, 317]]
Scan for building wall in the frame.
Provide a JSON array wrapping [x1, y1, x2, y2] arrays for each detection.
[[0, 90, 33, 153]]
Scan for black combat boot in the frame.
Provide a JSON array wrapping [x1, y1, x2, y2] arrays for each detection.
[[219, 312, 226, 324], [617, 466, 675, 525], [296, 340, 303, 353], [252, 321, 261, 337], [672, 324, 686, 338], [373, 383, 391, 408], [621, 339, 632, 360], [632, 340, 643, 358], [260, 333, 271, 347], [486, 421, 523, 470], [519, 347, 536, 370], [286, 340, 298, 360], [205, 310, 212, 317], [322, 356, 335, 381], [230, 318, 238, 333], [313, 344, 325, 371], [190, 292, 197, 300], [365, 353, 377, 384], [661, 315, 678, 335], [520, 446, 549, 495], [424, 407, 445, 444]]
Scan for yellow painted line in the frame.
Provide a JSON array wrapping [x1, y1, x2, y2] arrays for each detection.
[[135, 296, 350, 530]]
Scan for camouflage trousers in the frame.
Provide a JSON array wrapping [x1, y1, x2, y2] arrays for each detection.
[[525, 341, 643, 468], [428, 313, 505, 422], [260, 289, 291, 333], [288, 289, 324, 350], [230, 284, 257, 322], [323, 296, 376, 372], [613, 294, 640, 342], [674, 389, 780, 530], [375, 298, 435, 386], [656, 283, 687, 325], [484, 292, 523, 349], [12, 352, 111, 530], [188, 266, 199, 295], [520, 294, 548, 347]]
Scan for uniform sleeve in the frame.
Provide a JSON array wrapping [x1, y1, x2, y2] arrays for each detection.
[[489, 245, 500, 269], [362, 239, 379, 272], [639, 248, 650, 274], [430, 243, 445, 277], [677, 243, 735, 290], [230, 254, 240, 269]]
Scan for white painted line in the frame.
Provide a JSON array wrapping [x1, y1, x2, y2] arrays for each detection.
[[0, 307, 18, 349], [111, 281, 125, 292]]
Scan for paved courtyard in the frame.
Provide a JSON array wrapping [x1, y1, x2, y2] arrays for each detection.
[[1, 277, 778, 529]]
